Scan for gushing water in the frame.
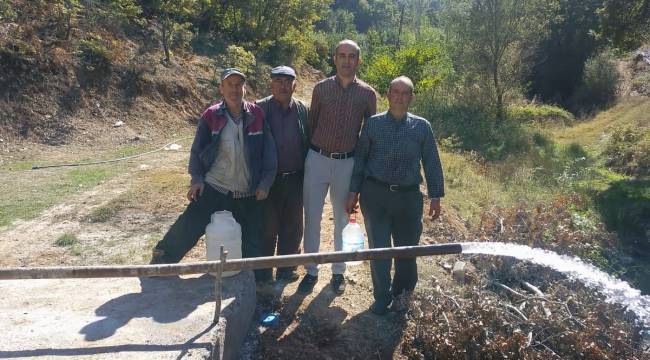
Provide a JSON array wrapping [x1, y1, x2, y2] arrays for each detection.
[[461, 242, 650, 331]]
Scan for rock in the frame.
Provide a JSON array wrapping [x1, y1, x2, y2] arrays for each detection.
[[138, 164, 151, 171], [113, 120, 124, 127], [452, 261, 466, 284], [165, 143, 182, 151]]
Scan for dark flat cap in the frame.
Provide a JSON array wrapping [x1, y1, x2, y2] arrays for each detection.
[[271, 66, 296, 78], [220, 68, 246, 82]]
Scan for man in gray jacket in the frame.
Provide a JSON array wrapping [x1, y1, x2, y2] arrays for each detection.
[[150, 68, 277, 282]]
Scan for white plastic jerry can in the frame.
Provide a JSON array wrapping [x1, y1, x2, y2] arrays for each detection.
[[342, 215, 365, 265], [205, 210, 242, 277]]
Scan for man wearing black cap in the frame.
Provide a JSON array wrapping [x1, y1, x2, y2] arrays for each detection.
[[255, 66, 310, 282], [150, 68, 277, 282]]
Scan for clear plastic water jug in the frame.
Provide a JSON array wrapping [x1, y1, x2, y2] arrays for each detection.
[[205, 210, 242, 277], [342, 216, 365, 265]]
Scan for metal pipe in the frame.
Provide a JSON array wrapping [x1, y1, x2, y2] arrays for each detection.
[[0, 243, 463, 280]]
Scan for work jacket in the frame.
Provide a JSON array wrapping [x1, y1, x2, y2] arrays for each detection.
[[188, 100, 277, 194]]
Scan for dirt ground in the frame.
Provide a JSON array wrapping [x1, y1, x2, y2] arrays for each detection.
[[0, 120, 472, 360]]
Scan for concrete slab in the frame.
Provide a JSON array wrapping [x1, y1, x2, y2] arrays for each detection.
[[211, 271, 256, 360], [0, 271, 255, 359]]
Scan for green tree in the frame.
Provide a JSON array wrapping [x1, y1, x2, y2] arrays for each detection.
[[150, 0, 197, 62], [443, 0, 554, 123], [364, 39, 452, 94], [195, 0, 329, 66], [51, 0, 81, 40], [597, 0, 650, 50], [529, 0, 649, 108], [364, 54, 400, 94]]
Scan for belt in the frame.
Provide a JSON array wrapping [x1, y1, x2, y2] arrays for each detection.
[[310, 144, 354, 160], [277, 170, 302, 179], [366, 176, 419, 193]]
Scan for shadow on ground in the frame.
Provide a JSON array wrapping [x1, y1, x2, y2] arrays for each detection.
[[256, 285, 406, 359], [0, 275, 218, 359], [80, 275, 215, 341]]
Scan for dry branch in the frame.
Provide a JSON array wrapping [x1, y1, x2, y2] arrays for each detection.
[[521, 281, 552, 318], [492, 281, 527, 299], [504, 303, 529, 321]]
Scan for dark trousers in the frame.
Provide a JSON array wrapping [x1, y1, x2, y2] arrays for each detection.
[[259, 173, 304, 279], [154, 183, 264, 278], [359, 180, 423, 303]]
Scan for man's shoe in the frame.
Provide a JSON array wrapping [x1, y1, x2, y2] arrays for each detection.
[[330, 274, 346, 295], [276, 270, 299, 282], [297, 274, 318, 294], [370, 298, 392, 315], [391, 291, 413, 313]]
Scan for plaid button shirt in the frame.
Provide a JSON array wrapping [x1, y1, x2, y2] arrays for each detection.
[[350, 111, 445, 199], [309, 76, 377, 153]]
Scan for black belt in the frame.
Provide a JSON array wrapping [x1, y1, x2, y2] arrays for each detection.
[[366, 176, 419, 193], [310, 144, 354, 160], [277, 170, 302, 179]]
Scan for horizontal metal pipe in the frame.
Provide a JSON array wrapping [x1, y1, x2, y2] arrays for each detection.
[[0, 243, 463, 280]]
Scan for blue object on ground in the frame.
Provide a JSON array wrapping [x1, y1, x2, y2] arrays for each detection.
[[260, 312, 280, 327]]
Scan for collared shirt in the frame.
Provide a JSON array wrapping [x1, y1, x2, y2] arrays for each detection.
[[309, 76, 377, 153], [205, 111, 253, 198], [350, 111, 445, 199], [266, 98, 303, 173]]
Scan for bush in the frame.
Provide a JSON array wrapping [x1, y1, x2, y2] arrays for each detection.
[[363, 40, 453, 95], [217, 45, 256, 77], [78, 36, 114, 74], [596, 179, 650, 251], [170, 21, 193, 55], [0, 0, 16, 21], [572, 50, 620, 112], [414, 93, 533, 161], [304, 31, 332, 74], [87, 0, 143, 33], [507, 104, 575, 126], [267, 27, 316, 68], [363, 53, 399, 95], [602, 126, 650, 176], [55, 233, 78, 247], [631, 71, 650, 96]]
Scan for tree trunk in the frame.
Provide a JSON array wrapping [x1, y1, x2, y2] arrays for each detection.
[[161, 20, 171, 62], [396, 3, 405, 50], [494, 62, 504, 125]]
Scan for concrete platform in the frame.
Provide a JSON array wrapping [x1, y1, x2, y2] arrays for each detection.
[[0, 271, 256, 359]]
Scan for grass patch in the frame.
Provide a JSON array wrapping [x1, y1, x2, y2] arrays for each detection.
[[118, 168, 188, 213], [0, 161, 37, 171], [55, 233, 78, 247], [87, 201, 121, 223], [0, 166, 117, 227], [112, 143, 152, 159], [554, 97, 650, 146], [441, 151, 553, 223], [507, 104, 575, 126]]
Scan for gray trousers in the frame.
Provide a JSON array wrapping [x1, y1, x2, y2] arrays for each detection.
[[359, 179, 423, 303], [303, 149, 355, 276]]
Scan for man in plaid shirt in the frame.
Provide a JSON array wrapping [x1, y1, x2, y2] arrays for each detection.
[[346, 76, 444, 315]]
